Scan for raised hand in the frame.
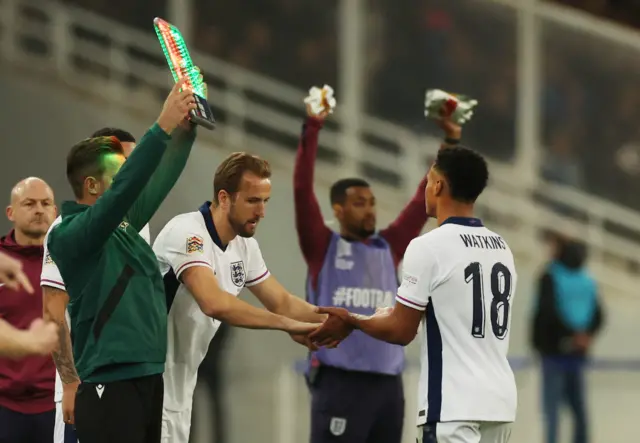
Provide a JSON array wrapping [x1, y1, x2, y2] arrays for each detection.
[[438, 104, 462, 141], [157, 77, 198, 135], [304, 85, 337, 121]]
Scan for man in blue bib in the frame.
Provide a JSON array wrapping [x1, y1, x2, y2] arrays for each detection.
[[294, 90, 462, 443]]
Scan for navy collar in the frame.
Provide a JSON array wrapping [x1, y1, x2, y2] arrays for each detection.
[[441, 216, 483, 227], [199, 201, 227, 251]]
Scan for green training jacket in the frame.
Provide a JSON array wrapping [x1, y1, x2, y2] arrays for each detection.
[[48, 123, 196, 383]]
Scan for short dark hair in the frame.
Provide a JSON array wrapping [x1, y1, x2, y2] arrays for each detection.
[[213, 152, 271, 203], [66, 136, 125, 199], [330, 178, 370, 205], [90, 127, 136, 143], [433, 146, 488, 203]]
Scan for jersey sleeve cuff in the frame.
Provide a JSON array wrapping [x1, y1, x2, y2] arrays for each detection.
[[40, 279, 66, 291], [245, 269, 270, 287], [396, 294, 427, 311], [175, 260, 213, 279], [149, 122, 173, 140]]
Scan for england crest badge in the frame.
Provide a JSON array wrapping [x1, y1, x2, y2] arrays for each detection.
[[230, 261, 245, 287], [329, 417, 347, 436], [44, 251, 54, 265]]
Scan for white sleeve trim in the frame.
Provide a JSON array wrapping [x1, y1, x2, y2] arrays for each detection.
[[244, 269, 270, 287], [40, 279, 66, 291], [175, 260, 213, 280], [395, 294, 427, 312]]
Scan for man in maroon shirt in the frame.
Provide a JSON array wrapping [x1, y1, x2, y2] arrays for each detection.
[[0, 177, 58, 443], [295, 93, 462, 443]]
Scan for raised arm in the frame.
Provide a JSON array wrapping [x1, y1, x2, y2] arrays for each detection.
[[378, 177, 428, 265], [126, 124, 197, 231], [49, 80, 196, 257], [379, 116, 462, 264], [293, 116, 333, 274]]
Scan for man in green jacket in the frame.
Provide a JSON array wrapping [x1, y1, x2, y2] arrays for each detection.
[[47, 78, 197, 443]]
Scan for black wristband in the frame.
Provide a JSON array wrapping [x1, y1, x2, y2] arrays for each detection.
[[444, 137, 461, 145]]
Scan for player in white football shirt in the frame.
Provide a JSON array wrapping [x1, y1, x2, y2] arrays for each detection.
[[41, 128, 151, 443], [153, 152, 352, 443], [313, 146, 517, 443]]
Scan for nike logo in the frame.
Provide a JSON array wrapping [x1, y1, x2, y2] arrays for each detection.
[[96, 384, 105, 399]]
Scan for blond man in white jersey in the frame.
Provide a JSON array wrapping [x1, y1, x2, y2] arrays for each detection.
[[41, 128, 151, 443], [154, 152, 352, 443], [313, 145, 517, 443]]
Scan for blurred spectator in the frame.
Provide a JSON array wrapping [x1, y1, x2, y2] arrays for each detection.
[[191, 0, 338, 89], [549, 0, 640, 29], [541, 128, 584, 188], [367, 0, 517, 161], [531, 234, 605, 443]]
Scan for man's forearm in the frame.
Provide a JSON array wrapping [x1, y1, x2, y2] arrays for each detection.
[[279, 295, 327, 323], [204, 293, 299, 332], [43, 287, 79, 384], [127, 126, 196, 230], [293, 118, 333, 266], [350, 313, 408, 345], [52, 322, 79, 384]]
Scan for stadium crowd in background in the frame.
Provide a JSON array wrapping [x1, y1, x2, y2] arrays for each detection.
[[62, 0, 640, 213]]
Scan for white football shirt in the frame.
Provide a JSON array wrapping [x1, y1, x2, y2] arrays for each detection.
[[41, 216, 150, 402], [396, 218, 517, 424], [153, 204, 269, 415]]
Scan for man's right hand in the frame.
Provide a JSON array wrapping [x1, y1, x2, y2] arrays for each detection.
[[157, 78, 198, 135], [23, 319, 58, 356], [0, 251, 33, 294], [438, 104, 462, 141], [304, 84, 336, 121], [62, 381, 79, 424], [306, 103, 330, 121]]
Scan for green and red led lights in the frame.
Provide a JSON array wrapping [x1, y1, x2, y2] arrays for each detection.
[[153, 18, 206, 98]]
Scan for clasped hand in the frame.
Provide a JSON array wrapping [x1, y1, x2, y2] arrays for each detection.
[[291, 309, 354, 350]]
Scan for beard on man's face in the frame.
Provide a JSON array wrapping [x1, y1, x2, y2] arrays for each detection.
[[228, 212, 259, 238], [348, 221, 375, 240]]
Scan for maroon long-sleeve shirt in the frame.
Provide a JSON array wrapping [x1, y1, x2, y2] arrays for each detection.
[[0, 231, 55, 414], [293, 117, 429, 290]]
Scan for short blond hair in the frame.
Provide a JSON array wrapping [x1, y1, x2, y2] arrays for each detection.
[[213, 152, 271, 203]]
